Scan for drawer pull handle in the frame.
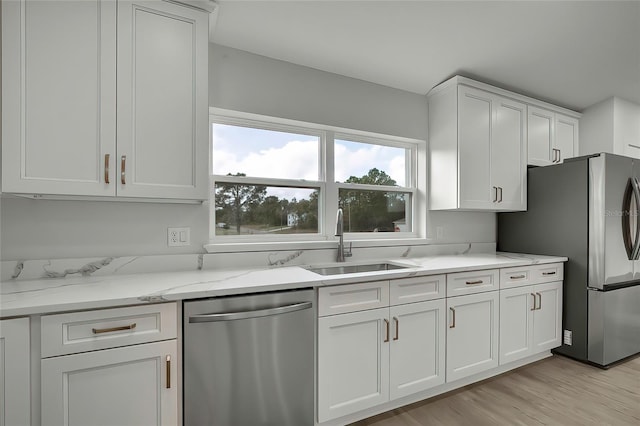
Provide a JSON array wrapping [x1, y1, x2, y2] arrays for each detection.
[[393, 317, 399, 341], [542, 271, 556, 276], [383, 318, 390, 342], [536, 292, 542, 310], [166, 355, 171, 389], [465, 280, 483, 285], [92, 323, 137, 334], [531, 293, 537, 311], [449, 307, 456, 328], [510, 274, 526, 279]]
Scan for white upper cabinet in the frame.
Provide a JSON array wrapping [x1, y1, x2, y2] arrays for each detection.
[[528, 106, 579, 166], [2, 0, 117, 196], [2, 0, 210, 201], [554, 114, 579, 163], [579, 96, 640, 158], [116, 0, 209, 199], [429, 79, 527, 211]]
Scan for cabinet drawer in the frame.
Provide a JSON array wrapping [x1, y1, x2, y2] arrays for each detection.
[[318, 281, 389, 317], [499, 266, 534, 288], [447, 269, 499, 297], [41, 303, 177, 357], [532, 263, 563, 284], [500, 263, 564, 289], [390, 275, 445, 306]]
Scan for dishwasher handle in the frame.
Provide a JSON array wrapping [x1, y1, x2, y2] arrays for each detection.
[[188, 301, 313, 323]]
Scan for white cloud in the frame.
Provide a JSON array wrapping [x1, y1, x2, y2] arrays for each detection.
[[213, 139, 319, 180], [213, 136, 407, 200]]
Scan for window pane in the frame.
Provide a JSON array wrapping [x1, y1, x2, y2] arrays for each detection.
[[212, 123, 319, 180], [339, 189, 411, 233], [335, 139, 408, 186], [215, 183, 319, 236]]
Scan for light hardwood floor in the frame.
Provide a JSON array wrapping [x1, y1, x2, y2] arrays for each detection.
[[350, 355, 640, 426]]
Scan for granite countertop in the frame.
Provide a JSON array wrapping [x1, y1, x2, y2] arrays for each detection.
[[0, 252, 567, 318]]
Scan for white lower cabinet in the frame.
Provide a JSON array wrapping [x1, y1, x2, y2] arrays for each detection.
[[40, 303, 178, 426], [532, 282, 563, 352], [41, 340, 177, 426], [317, 279, 446, 423], [318, 307, 390, 422], [446, 291, 500, 382], [0, 318, 31, 426], [388, 300, 446, 400], [500, 281, 563, 365]]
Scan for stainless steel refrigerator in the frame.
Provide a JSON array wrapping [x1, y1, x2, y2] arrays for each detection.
[[498, 153, 640, 367]]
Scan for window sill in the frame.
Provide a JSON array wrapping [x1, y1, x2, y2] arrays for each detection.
[[204, 237, 434, 253]]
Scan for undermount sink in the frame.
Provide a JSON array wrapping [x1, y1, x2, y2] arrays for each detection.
[[306, 262, 409, 276]]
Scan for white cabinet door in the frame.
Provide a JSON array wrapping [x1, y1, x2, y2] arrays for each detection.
[[0, 318, 30, 426], [41, 340, 178, 426], [499, 286, 535, 364], [555, 114, 578, 163], [527, 106, 555, 166], [492, 97, 526, 211], [528, 107, 578, 166], [117, 0, 209, 200], [458, 86, 493, 209], [457, 86, 526, 211], [446, 291, 499, 382], [389, 299, 446, 400], [317, 308, 389, 423], [1, 0, 116, 196], [532, 281, 563, 352], [499, 281, 562, 365]]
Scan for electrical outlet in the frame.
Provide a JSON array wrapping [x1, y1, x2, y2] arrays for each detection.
[[168, 227, 190, 247], [563, 329, 572, 345]]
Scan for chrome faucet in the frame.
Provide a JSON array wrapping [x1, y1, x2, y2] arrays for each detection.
[[335, 208, 352, 262]]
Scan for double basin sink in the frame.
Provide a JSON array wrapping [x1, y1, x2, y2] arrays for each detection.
[[305, 262, 410, 276]]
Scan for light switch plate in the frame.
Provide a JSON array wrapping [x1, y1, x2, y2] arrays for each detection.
[[168, 227, 190, 246]]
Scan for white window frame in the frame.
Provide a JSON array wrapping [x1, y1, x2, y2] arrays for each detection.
[[206, 108, 426, 251]]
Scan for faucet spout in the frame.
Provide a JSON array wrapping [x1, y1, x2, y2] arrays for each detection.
[[335, 208, 352, 262]]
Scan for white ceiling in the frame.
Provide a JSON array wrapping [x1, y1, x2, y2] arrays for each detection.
[[210, 0, 640, 112]]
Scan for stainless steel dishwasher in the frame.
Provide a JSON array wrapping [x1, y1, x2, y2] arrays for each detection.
[[183, 289, 314, 426]]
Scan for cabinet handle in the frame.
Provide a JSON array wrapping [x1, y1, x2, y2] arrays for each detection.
[[536, 292, 542, 310], [493, 186, 498, 202], [104, 154, 110, 184], [498, 186, 503, 203], [449, 307, 456, 328], [465, 280, 483, 285], [542, 271, 556, 276], [556, 149, 562, 163], [121, 155, 127, 184], [510, 274, 526, 280], [531, 293, 537, 311], [383, 318, 390, 342], [393, 317, 399, 341], [91, 323, 137, 334], [553, 148, 561, 163], [166, 355, 171, 389]]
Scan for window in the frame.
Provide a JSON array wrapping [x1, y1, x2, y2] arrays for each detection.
[[335, 137, 413, 233], [210, 113, 421, 244]]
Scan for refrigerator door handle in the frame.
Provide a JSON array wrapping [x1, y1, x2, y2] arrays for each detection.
[[632, 177, 640, 260], [622, 177, 640, 260]]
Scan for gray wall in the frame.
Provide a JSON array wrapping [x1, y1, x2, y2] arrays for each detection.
[[210, 44, 428, 140], [0, 44, 495, 261]]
